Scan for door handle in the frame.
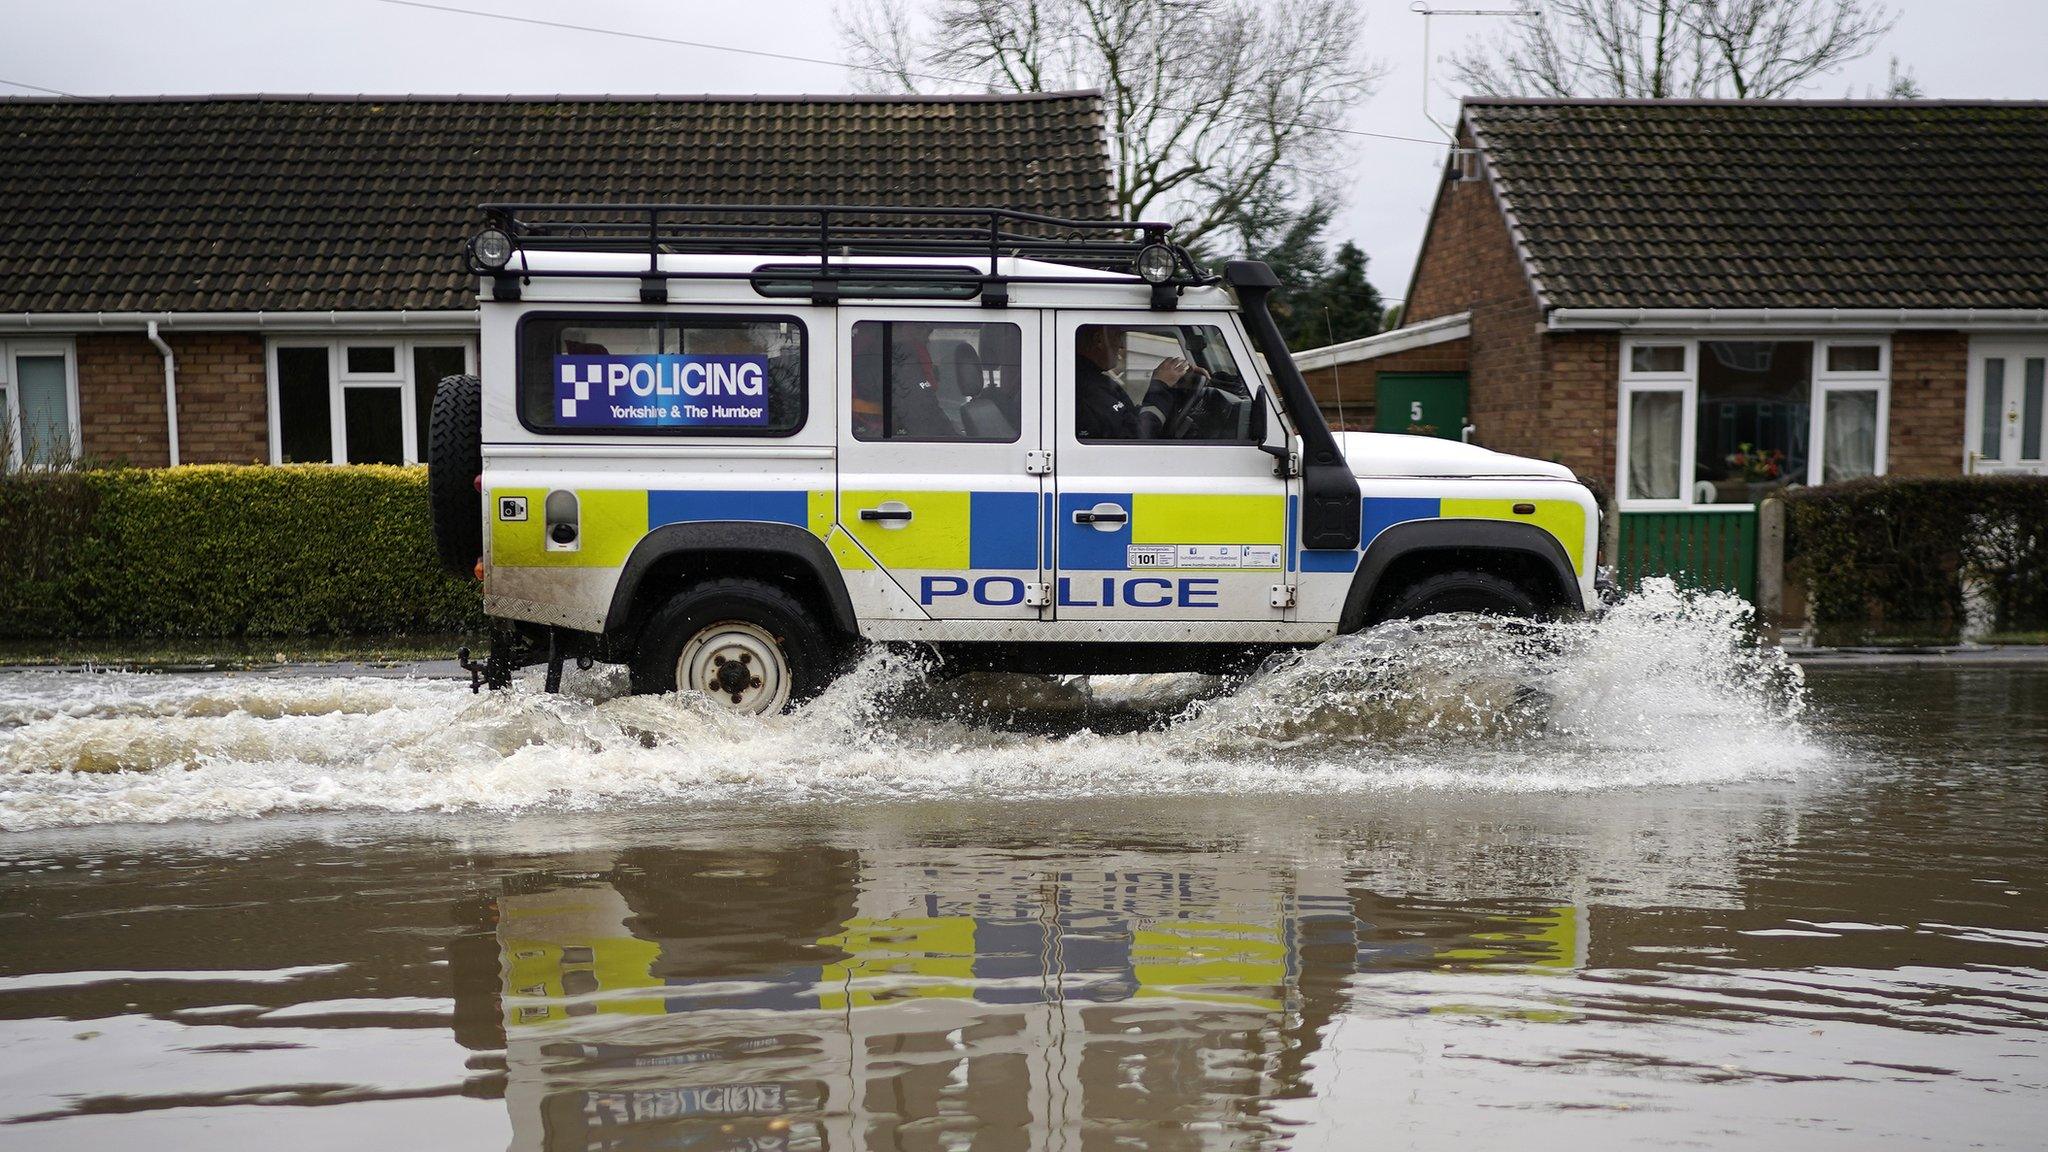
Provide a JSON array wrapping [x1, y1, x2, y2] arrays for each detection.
[[1073, 509, 1127, 525], [860, 507, 913, 522]]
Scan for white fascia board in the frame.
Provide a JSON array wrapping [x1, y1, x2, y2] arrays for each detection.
[[1292, 312, 1471, 372], [1, 310, 480, 333], [1548, 307, 2048, 333]]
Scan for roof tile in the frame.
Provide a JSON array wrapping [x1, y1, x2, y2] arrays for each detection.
[[0, 93, 1113, 314], [1465, 100, 2048, 310]]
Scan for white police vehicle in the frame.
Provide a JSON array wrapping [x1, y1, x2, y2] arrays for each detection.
[[429, 205, 1599, 711]]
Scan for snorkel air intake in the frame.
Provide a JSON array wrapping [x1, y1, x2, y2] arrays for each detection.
[[1225, 260, 1361, 551]]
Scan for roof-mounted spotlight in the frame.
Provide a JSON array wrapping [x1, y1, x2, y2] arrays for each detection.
[[471, 227, 515, 269], [1135, 243, 1177, 284]]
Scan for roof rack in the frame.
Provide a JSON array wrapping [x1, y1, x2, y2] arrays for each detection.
[[466, 203, 1213, 308]]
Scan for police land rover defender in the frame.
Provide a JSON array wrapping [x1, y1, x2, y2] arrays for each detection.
[[428, 205, 1599, 712]]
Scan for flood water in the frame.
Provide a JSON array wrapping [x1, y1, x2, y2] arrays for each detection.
[[1, 588, 2044, 1150]]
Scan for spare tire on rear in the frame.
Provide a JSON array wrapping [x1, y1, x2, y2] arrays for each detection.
[[427, 373, 483, 577]]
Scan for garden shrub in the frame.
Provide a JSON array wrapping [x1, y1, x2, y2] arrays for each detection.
[[1785, 476, 2048, 635], [0, 465, 483, 639], [0, 471, 101, 636]]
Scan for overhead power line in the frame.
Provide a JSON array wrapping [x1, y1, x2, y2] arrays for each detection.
[[0, 76, 75, 97], [368, 0, 1447, 148]]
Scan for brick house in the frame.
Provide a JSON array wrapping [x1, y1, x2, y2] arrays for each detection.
[[0, 93, 1113, 470], [1297, 99, 2048, 594]]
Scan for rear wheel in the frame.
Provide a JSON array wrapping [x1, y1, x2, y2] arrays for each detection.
[[630, 579, 832, 713], [1378, 569, 1540, 622]]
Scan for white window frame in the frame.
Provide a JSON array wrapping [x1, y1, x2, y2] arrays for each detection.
[[1, 338, 83, 471], [340, 342, 405, 382], [1615, 335, 1890, 511], [266, 336, 476, 464], [1812, 339, 1890, 485]]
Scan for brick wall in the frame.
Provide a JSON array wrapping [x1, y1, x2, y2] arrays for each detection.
[[1403, 161, 1552, 468], [1542, 332, 1621, 491], [1887, 331, 1968, 476], [1300, 339, 1469, 431], [74, 334, 171, 467], [74, 332, 268, 466]]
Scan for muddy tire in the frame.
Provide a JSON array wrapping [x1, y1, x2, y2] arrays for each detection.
[[631, 579, 833, 713], [427, 373, 483, 578], [1379, 569, 1540, 622]]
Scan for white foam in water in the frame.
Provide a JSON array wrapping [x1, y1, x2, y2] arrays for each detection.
[[0, 580, 1820, 830]]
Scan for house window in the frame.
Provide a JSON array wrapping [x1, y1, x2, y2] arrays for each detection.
[[1, 339, 81, 470], [1695, 340, 1811, 504], [1617, 338, 1888, 509], [1815, 341, 1887, 485], [1625, 391, 1684, 500], [412, 345, 470, 456], [1629, 344, 1686, 375], [268, 337, 475, 465]]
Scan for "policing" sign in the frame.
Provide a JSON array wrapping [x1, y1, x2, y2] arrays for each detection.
[[554, 354, 770, 428]]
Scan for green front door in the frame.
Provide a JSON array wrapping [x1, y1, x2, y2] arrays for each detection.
[[1376, 372, 1468, 439]]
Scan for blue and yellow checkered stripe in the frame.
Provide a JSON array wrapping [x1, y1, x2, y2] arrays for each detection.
[[488, 487, 1586, 580], [1300, 497, 1588, 575], [491, 487, 1043, 573], [490, 488, 835, 568], [1057, 492, 1287, 571], [839, 490, 1038, 570]]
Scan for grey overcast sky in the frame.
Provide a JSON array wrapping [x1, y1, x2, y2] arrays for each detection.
[[5, 0, 2047, 304]]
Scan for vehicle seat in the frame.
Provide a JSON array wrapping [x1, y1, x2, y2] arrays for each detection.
[[885, 335, 957, 439], [929, 340, 974, 408], [951, 342, 1017, 440]]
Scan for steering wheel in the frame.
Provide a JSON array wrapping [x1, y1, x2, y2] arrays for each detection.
[[1164, 370, 1225, 439]]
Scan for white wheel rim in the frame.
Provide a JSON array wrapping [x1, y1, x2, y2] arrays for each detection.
[[677, 620, 791, 714]]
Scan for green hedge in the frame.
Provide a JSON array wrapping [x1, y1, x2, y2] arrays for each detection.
[[0, 465, 483, 639], [1785, 475, 2048, 634]]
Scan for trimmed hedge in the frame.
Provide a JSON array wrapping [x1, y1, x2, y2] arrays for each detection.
[[0, 465, 483, 639], [1784, 475, 2048, 634]]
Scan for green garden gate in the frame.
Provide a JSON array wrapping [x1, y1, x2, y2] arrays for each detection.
[[1615, 510, 1759, 600]]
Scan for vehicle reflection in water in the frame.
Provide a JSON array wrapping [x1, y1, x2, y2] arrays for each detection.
[[466, 848, 1586, 1152], [2, 668, 2043, 1149]]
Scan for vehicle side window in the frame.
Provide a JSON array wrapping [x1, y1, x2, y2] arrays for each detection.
[[517, 314, 805, 436], [1072, 324, 1260, 444], [850, 320, 1022, 443]]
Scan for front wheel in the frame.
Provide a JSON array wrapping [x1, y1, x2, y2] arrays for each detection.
[[630, 579, 833, 713], [1377, 569, 1540, 622]]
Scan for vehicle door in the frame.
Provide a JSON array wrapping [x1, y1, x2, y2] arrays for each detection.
[[1051, 313, 1294, 622], [836, 308, 1047, 619]]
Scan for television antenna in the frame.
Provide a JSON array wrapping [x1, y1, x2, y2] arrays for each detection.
[[1410, 3, 1536, 139]]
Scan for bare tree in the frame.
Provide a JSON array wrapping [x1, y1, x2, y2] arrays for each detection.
[[1448, 0, 1895, 100], [837, 0, 1383, 254], [1692, 0, 1896, 97]]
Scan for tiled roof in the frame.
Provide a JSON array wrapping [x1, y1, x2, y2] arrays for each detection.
[[1463, 99, 2048, 311], [0, 93, 1113, 314]]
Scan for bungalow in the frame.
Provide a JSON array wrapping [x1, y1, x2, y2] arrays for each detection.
[[0, 92, 1113, 470], [1298, 99, 2048, 595]]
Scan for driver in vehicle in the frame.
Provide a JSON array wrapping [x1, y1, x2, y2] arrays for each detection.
[[1074, 325, 1205, 440]]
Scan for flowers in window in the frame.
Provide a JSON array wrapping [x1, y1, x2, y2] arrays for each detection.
[[1726, 442, 1785, 482]]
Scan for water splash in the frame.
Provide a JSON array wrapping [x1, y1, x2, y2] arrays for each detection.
[[0, 581, 1819, 830]]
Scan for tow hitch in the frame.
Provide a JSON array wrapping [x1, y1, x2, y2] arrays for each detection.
[[458, 625, 590, 694]]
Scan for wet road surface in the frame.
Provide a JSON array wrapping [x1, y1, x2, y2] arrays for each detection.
[[0, 595, 2043, 1150]]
